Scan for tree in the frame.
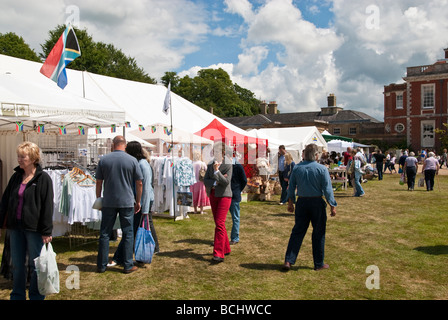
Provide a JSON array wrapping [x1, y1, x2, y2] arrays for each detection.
[[435, 123, 448, 152], [162, 68, 261, 117], [40, 25, 156, 84], [0, 32, 41, 62]]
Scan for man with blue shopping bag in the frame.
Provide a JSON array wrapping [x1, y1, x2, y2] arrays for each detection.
[[95, 136, 143, 274]]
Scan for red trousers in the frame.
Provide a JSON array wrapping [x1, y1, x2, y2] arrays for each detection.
[[209, 190, 232, 258]]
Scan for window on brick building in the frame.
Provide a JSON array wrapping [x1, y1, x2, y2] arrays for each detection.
[[421, 120, 435, 148], [333, 128, 341, 135], [396, 93, 403, 109], [422, 84, 435, 109], [395, 123, 405, 133], [349, 127, 357, 135]]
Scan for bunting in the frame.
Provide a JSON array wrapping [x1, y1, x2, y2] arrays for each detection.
[[58, 125, 67, 135], [16, 121, 24, 132], [78, 126, 85, 135]]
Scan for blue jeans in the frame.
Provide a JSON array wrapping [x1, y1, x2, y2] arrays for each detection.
[[376, 164, 383, 180], [97, 207, 135, 271], [9, 225, 45, 300], [284, 198, 327, 269], [229, 200, 240, 242], [353, 171, 365, 196], [279, 171, 288, 203]]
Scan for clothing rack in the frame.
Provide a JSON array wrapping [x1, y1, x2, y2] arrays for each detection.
[[45, 165, 100, 248]]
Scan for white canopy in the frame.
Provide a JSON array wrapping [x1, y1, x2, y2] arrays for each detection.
[[0, 56, 126, 132], [0, 54, 257, 141], [246, 126, 327, 165], [327, 139, 353, 154]]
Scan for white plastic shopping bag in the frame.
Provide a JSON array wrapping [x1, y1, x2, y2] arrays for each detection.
[[34, 242, 60, 295]]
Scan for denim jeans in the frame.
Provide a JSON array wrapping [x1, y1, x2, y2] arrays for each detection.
[[353, 171, 365, 196], [279, 171, 288, 203], [376, 164, 383, 180], [229, 200, 240, 242], [284, 197, 327, 269], [9, 225, 45, 300], [97, 207, 135, 271]]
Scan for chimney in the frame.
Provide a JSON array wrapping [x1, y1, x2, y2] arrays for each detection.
[[327, 93, 336, 107], [445, 48, 448, 59], [321, 94, 343, 115], [260, 101, 268, 114], [268, 101, 278, 114]]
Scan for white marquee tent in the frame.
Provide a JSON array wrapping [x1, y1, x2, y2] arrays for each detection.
[[0, 54, 261, 192]]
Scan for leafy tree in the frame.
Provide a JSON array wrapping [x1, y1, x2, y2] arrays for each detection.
[[162, 68, 261, 117], [40, 25, 156, 84], [435, 123, 448, 152], [0, 32, 41, 62]]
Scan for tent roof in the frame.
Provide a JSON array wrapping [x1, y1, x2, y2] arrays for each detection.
[[256, 126, 327, 148], [195, 118, 267, 145], [0, 55, 125, 132], [0, 54, 258, 142], [322, 133, 353, 142]]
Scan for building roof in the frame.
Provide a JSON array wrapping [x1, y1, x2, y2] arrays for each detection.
[[224, 109, 381, 128]]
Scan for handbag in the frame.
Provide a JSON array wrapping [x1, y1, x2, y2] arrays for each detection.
[[33, 242, 60, 295], [418, 177, 425, 187], [399, 173, 406, 185], [199, 168, 206, 181], [134, 214, 155, 264]]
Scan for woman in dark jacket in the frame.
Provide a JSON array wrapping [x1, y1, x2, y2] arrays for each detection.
[[0, 141, 53, 300]]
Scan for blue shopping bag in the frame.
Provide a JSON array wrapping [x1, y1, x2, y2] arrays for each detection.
[[134, 214, 155, 264]]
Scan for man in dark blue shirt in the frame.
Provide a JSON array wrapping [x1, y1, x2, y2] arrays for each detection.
[[283, 144, 337, 272]]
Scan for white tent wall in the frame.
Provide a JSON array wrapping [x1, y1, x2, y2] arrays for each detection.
[[327, 140, 353, 154], [0, 55, 126, 194], [255, 126, 327, 162]]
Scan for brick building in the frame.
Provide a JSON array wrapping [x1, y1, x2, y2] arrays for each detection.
[[384, 48, 448, 152], [224, 94, 384, 142]]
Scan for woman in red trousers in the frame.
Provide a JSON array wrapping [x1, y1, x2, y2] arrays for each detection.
[[203, 142, 233, 263]]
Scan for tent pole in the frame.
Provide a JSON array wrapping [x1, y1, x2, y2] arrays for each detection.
[[170, 91, 176, 221]]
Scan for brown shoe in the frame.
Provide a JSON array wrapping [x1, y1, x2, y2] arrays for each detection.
[[123, 266, 138, 274], [314, 264, 329, 271], [282, 261, 291, 271]]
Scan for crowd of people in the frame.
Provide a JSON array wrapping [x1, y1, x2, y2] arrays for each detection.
[[1, 136, 446, 299], [0, 138, 250, 299]]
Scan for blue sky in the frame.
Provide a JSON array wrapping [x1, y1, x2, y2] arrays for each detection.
[[1, 0, 448, 121]]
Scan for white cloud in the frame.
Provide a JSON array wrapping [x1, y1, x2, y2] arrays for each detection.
[[234, 46, 269, 75], [224, 0, 255, 22], [227, 0, 344, 113], [3, 0, 448, 123], [0, 0, 210, 78]]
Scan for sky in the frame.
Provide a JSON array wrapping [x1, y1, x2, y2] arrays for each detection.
[[1, 0, 448, 121]]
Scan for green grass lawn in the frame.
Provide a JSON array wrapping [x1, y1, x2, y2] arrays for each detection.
[[0, 172, 447, 300]]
